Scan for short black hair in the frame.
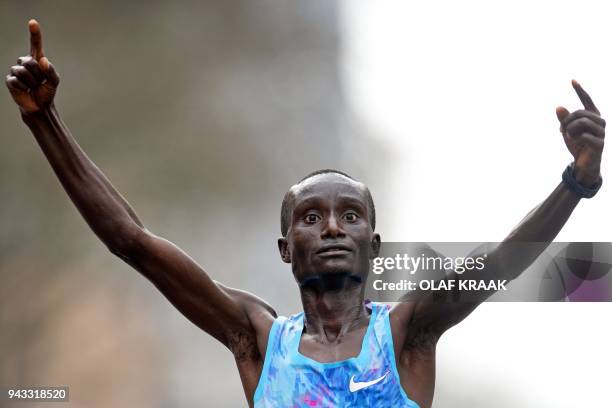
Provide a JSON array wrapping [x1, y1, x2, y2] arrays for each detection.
[[280, 169, 376, 236]]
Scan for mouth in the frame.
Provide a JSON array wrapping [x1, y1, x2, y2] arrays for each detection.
[[316, 244, 352, 255]]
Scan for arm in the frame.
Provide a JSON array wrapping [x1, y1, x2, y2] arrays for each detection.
[[397, 81, 605, 336], [5, 20, 276, 350]]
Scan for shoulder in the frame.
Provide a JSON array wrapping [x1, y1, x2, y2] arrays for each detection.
[[388, 301, 417, 335], [217, 283, 277, 322]]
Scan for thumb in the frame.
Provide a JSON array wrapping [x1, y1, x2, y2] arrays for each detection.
[[556, 106, 570, 123], [39, 56, 49, 72], [39, 57, 59, 86]]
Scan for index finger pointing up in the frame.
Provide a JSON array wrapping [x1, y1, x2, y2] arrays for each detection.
[[28, 19, 45, 61], [572, 79, 600, 115]]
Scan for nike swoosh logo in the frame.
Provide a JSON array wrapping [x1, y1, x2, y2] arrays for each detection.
[[349, 371, 389, 392]]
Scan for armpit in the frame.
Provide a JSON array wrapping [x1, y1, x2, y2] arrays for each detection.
[[403, 328, 438, 355], [227, 328, 261, 362]]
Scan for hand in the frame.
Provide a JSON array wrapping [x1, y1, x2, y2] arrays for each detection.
[[5, 19, 60, 115], [556, 80, 605, 186]]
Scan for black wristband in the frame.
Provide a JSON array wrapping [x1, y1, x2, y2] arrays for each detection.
[[562, 163, 602, 199]]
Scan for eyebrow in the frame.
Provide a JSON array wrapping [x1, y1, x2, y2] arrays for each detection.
[[336, 195, 367, 207]]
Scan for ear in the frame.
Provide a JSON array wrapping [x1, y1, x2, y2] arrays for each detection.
[[277, 237, 291, 263], [370, 233, 381, 258]]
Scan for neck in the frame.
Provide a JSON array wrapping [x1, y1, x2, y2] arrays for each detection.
[[298, 273, 369, 343]]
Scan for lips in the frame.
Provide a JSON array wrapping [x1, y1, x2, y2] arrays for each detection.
[[316, 244, 352, 254]]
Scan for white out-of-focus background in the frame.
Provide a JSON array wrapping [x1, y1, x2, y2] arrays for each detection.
[[341, 1, 611, 407], [1, 1, 610, 407]]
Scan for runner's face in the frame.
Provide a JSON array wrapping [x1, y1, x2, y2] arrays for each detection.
[[279, 174, 380, 284]]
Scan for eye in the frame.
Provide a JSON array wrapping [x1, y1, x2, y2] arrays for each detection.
[[304, 213, 321, 224], [342, 212, 359, 222]]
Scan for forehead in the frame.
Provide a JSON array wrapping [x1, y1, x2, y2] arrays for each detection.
[[290, 173, 368, 206]]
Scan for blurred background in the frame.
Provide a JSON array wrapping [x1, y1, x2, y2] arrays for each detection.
[[1, 0, 611, 407]]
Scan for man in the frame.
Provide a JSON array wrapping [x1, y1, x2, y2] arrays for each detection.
[[6, 20, 605, 407]]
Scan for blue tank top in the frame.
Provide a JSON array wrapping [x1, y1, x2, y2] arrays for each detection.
[[253, 301, 420, 407]]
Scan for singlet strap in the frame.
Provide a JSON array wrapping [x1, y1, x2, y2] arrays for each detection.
[[253, 316, 286, 403]]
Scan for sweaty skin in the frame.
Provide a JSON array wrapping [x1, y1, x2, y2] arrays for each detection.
[[6, 20, 606, 408]]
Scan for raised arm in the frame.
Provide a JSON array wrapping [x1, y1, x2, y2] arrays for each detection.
[[5, 20, 276, 351], [394, 80, 605, 337]]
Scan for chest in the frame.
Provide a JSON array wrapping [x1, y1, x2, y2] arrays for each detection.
[[297, 326, 368, 363]]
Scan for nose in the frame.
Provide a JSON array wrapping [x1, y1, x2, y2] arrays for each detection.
[[321, 213, 345, 239]]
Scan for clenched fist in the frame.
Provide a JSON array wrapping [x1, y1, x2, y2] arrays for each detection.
[[5, 19, 60, 115], [556, 81, 605, 186]]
